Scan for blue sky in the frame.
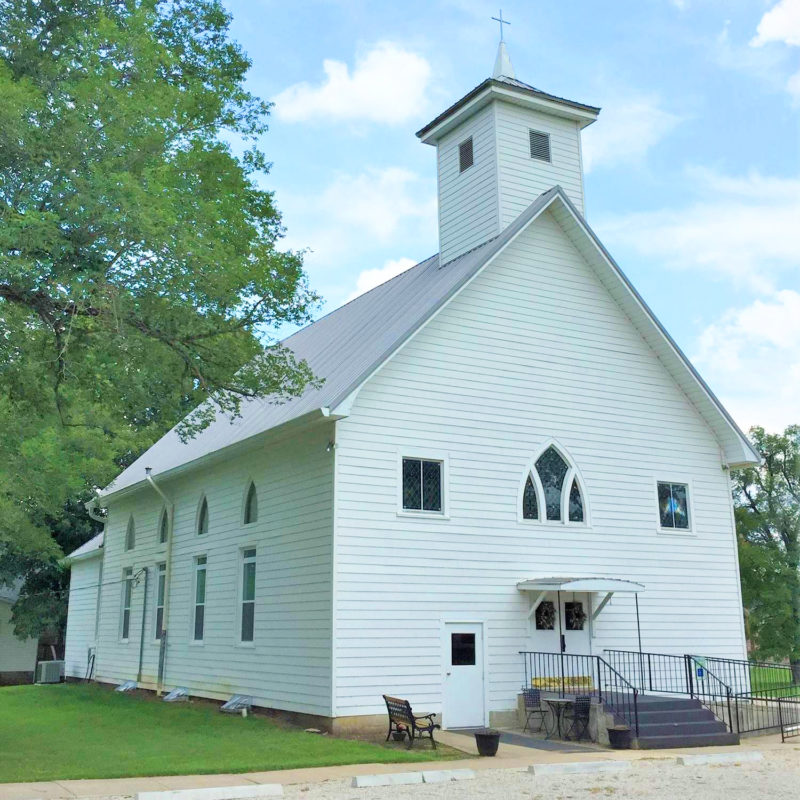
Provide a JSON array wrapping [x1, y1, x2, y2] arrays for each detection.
[[223, 0, 799, 433]]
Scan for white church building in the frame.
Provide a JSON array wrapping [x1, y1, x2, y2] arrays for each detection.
[[66, 42, 760, 735]]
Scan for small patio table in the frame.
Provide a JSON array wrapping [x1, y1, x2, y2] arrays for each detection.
[[543, 697, 575, 740]]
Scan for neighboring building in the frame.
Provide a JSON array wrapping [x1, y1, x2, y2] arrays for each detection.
[[64, 533, 104, 680], [65, 43, 759, 733], [0, 582, 38, 685]]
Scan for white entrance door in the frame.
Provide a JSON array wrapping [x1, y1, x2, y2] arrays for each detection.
[[443, 623, 484, 728], [530, 593, 591, 654]]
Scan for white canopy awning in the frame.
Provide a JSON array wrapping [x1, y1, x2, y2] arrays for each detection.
[[516, 576, 644, 594]]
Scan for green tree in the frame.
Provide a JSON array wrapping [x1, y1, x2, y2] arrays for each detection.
[[0, 0, 318, 633], [734, 426, 800, 677]]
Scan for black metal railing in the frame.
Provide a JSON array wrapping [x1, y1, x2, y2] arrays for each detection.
[[686, 655, 736, 734], [699, 655, 797, 696], [604, 649, 690, 695], [733, 690, 800, 740], [520, 651, 639, 736]]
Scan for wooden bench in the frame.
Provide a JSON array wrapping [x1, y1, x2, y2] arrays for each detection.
[[382, 694, 440, 749]]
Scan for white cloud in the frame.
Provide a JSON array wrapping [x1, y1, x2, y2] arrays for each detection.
[[694, 290, 800, 431], [346, 257, 418, 302], [581, 92, 681, 172], [598, 168, 800, 290], [273, 42, 432, 124], [751, 0, 800, 47]]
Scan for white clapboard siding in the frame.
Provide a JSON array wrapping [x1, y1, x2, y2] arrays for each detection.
[[331, 208, 747, 718], [437, 104, 498, 265], [495, 101, 585, 220], [64, 556, 102, 679], [94, 422, 335, 716]]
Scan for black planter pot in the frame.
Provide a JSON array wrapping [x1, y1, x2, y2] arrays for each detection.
[[608, 726, 632, 749], [391, 731, 407, 742], [474, 729, 501, 757]]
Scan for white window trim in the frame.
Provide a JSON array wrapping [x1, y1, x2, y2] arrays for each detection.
[[191, 555, 207, 645], [396, 451, 450, 519], [237, 546, 257, 647], [242, 479, 258, 526], [120, 567, 133, 643], [654, 476, 695, 536], [516, 440, 591, 528], [153, 562, 166, 642]]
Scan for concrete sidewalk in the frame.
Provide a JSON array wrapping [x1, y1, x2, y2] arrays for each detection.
[[0, 731, 787, 800]]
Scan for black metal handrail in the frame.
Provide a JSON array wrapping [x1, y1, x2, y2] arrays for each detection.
[[520, 651, 639, 736], [604, 649, 689, 695], [733, 688, 800, 739], [696, 655, 797, 696]]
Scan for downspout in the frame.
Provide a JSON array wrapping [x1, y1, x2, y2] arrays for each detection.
[[145, 467, 174, 695], [85, 493, 107, 681], [136, 567, 149, 683]]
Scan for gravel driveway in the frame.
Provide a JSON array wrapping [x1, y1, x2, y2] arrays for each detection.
[[283, 748, 800, 800]]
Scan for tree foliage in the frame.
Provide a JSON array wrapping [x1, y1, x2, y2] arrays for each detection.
[[0, 0, 318, 631], [733, 426, 800, 665]]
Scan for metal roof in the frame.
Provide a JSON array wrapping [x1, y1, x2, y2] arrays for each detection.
[[65, 532, 104, 562], [416, 76, 601, 142], [517, 577, 645, 594], [100, 186, 758, 501]]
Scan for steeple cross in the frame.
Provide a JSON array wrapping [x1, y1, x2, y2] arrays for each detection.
[[491, 10, 510, 42]]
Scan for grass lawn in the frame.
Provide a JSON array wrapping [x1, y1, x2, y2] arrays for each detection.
[[0, 684, 460, 783], [749, 666, 800, 697]]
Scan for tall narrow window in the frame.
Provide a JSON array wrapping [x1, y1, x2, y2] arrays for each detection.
[[402, 458, 443, 512], [240, 548, 256, 643], [458, 137, 474, 172], [154, 563, 166, 640], [121, 567, 133, 640], [197, 498, 208, 535], [568, 479, 584, 522], [657, 482, 690, 529], [522, 475, 539, 520], [158, 508, 169, 544], [244, 483, 258, 525], [193, 556, 207, 641], [535, 447, 569, 521], [125, 517, 135, 551]]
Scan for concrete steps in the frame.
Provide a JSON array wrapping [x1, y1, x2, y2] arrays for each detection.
[[603, 694, 740, 749]]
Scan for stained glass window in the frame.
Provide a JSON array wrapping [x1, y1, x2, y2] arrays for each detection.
[[568, 480, 584, 522], [522, 475, 538, 520], [402, 458, 442, 512], [658, 482, 689, 529], [535, 447, 569, 521]]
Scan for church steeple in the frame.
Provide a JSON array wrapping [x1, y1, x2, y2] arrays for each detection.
[[493, 41, 515, 79], [415, 28, 600, 265]]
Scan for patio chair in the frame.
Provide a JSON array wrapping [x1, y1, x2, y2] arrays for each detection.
[[564, 695, 592, 741], [522, 688, 546, 733]]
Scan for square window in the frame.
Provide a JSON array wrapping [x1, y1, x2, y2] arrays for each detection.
[[658, 482, 690, 529], [451, 633, 476, 666], [402, 458, 442, 512]]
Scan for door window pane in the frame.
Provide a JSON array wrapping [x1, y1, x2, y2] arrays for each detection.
[[451, 633, 476, 666], [535, 600, 556, 630], [565, 602, 586, 631]]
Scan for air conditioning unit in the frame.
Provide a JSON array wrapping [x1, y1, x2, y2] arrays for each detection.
[[37, 660, 65, 684]]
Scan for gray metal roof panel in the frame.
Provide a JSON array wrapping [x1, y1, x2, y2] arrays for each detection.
[[65, 532, 104, 561]]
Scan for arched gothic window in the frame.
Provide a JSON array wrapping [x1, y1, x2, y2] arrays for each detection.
[[197, 497, 209, 535], [521, 445, 586, 524], [158, 507, 169, 544], [244, 482, 258, 525], [125, 516, 135, 550]]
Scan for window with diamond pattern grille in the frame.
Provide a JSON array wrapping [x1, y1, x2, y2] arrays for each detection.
[[522, 475, 538, 520], [402, 458, 442, 512]]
